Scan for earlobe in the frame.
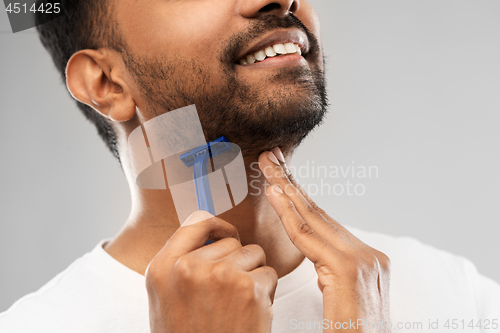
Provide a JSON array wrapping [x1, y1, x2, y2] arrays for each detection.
[[66, 49, 136, 123], [108, 93, 137, 122]]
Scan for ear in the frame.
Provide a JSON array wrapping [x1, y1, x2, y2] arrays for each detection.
[[66, 49, 136, 122]]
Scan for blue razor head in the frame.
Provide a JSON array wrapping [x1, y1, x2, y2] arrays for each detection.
[[179, 136, 230, 167], [208, 136, 230, 158], [180, 144, 209, 167]]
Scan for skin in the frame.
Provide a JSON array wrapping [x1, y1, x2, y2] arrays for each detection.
[[65, 0, 391, 331]]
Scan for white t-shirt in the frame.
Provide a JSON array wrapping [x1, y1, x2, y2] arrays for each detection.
[[1, 226, 499, 333]]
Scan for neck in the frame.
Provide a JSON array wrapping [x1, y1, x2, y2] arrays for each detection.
[[104, 158, 304, 278]]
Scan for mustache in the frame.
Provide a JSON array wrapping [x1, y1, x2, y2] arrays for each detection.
[[221, 13, 320, 66]]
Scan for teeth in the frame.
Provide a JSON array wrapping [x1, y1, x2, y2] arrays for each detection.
[[246, 54, 256, 64], [295, 44, 302, 55], [285, 43, 296, 53], [265, 46, 277, 57], [254, 50, 266, 61], [239, 43, 303, 66], [273, 44, 287, 55]]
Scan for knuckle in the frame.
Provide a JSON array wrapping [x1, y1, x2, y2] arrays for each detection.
[[285, 169, 295, 181], [172, 256, 194, 279], [366, 254, 380, 271], [298, 221, 314, 236], [223, 237, 242, 250], [253, 267, 278, 300], [304, 202, 327, 219], [276, 201, 296, 223], [288, 221, 314, 245], [328, 223, 341, 235], [305, 203, 317, 215], [344, 253, 375, 279], [145, 261, 162, 287], [206, 218, 239, 240], [209, 261, 231, 283], [240, 276, 256, 290], [243, 244, 266, 259], [205, 217, 222, 230], [237, 276, 257, 299], [375, 251, 391, 271], [355, 252, 389, 277], [263, 266, 279, 284], [341, 250, 391, 281], [358, 252, 380, 271], [205, 216, 225, 229], [266, 183, 280, 195], [238, 246, 254, 260], [313, 204, 327, 215], [265, 185, 273, 196]]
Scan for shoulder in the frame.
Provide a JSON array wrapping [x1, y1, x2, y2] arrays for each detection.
[[0, 254, 92, 333], [345, 225, 500, 318], [0, 241, 149, 333], [345, 225, 471, 274]]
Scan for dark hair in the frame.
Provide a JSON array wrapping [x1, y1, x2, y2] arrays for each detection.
[[35, 0, 124, 163]]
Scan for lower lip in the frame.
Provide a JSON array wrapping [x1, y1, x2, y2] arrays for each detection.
[[238, 54, 307, 69]]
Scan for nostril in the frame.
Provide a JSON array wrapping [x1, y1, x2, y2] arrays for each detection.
[[259, 3, 281, 13]]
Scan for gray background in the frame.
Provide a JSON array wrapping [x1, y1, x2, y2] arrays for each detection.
[[1, 0, 499, 312]]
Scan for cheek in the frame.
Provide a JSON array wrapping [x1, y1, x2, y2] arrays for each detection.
[[117, 2, 234, 64], [297, 2, 322, 47]]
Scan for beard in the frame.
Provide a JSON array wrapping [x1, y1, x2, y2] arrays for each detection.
[[121, 14, 328, 160]]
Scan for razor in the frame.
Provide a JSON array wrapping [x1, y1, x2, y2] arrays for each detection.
[[180, 136, 231, 216]]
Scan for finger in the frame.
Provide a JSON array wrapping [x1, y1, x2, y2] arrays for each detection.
[[221, 244, 267, 272], [259, 151, 353, 249], [265, 183, 339, 264], [187, 237, 242, 262], [261, 149, 367, 249], [158, 211, 240, 261], [281, 162, 367, 247], [248, 266, 279, 305], [271, 147, 330, 217]]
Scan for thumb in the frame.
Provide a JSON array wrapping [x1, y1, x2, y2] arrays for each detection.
[[181, 210, 215, 227]]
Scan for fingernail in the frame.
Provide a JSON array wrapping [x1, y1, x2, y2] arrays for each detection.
[[181, 210, 214, 227], [271, 147, 286, 163], [273, 184, 283, 194], [267, 151, 280, 165]]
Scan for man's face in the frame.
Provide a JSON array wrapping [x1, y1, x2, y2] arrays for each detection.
[[115, 0, 327, 158]]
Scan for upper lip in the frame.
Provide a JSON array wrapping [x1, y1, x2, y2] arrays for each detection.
[[236, 29, 310, 63]]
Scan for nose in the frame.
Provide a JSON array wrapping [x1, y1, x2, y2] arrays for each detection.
[[239, 0, 300, 18]]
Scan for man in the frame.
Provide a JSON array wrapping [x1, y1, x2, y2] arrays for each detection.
[[1, 0, 499, 332]]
